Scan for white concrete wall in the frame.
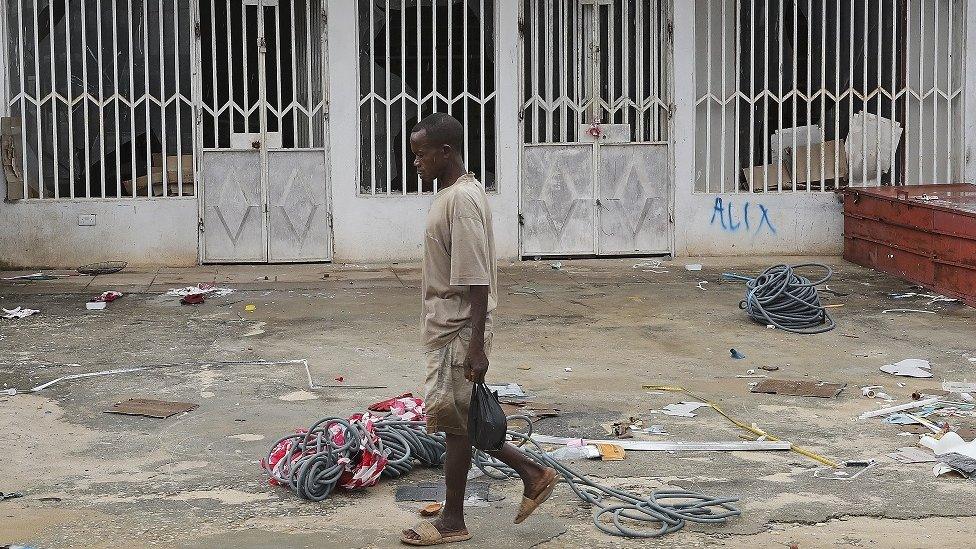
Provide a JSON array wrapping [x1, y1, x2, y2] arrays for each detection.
[[324, 0, 521, 263], [0, 198, 198, 268]]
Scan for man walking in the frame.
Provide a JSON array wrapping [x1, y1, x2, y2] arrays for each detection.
[[401, 113, 559, 546]]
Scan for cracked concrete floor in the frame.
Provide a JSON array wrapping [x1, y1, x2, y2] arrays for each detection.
[[1, 257, 975, 548]]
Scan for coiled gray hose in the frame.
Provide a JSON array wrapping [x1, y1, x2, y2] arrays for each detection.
[[264, 414, 740, 538], [738, 263, 836, 334]]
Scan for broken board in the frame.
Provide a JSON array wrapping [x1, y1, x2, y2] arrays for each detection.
[[751, 379, 846, 398], [105, 398, 198, 419]]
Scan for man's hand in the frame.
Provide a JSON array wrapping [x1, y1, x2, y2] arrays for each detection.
[[465, 343, 489, 383]]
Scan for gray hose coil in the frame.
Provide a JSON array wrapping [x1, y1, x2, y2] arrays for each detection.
[[265, 414, 740, 538], [739, 263, 836, 334], [474, 416, 740, 538]]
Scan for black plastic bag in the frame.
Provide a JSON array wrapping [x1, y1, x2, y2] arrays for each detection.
[[468, 382, 507, 451]]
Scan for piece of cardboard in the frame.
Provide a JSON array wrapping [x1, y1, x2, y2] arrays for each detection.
[[595, 443, 626, 461], [121, 155, 194, 197], [742, 163, 792, 191], [786, 139, 849, 185], [105, 398, 198, 419], [751, 379, 846, 398]]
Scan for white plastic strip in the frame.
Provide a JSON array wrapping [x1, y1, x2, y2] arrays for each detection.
[[530, 434, 792, 452]]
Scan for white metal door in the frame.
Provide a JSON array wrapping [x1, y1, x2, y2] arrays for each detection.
[[201, 151, 265, 261], [521, 145, 595, 255], [199, 0, 330, 263], [598, 144, 670, 254], [518, 0, 673, 257]]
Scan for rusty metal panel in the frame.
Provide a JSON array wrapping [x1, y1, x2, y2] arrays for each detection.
[[842, 184, 976, 307]]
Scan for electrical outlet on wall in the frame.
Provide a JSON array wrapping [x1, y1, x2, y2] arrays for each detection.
[[78, 214, 96, 226]]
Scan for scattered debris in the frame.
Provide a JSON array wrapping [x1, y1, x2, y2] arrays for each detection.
[[921, 432, 976, 460], [685, 264, 703, 271], [813, 460, 877, 480], [86, 301, 108, 310], [645, 384, 839, 467], [730, 348, 746, 360], [696, 281, 708, 291], [105, 398, 198, 419], [369, 392, 414, 412], [759, 365, 780, 372], [881, 359, 932, 378], [861, 386, 891, 400], [547, 445, 601, 461], [936, 453, 976, 478], [881, 308, 937, 315], [181, 293, 206, 305], [633, 260, 668, 273], [244, 304, 257, 312], [595, 443, 626, 461], [93, 291, 122, 302], [658, 402, 710, 417], [943, 382, 976, 393], [887, 446, 938, 464], [2, 307, 39, 319], [564, 367, 572, 372], [486, 383, 527, 398], [550, 262, 562, 270], [419, 502, 443, 517], [609, 422, 633, 439], [859, 397, 941, 420], [890, 292, 958, 305], [77, 261, 127, 275], [530, 434, 791, 452], [167, 284, 235, 298], [751, 379, 846, 398], [1, 272, 72, 281], [0, 491, 25, 501]]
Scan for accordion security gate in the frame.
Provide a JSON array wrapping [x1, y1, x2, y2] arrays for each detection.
[[2, 0, 330, 263], [519, 0, 674, 257], [197, 0, 330, 263], [694, 0, 967, 194]]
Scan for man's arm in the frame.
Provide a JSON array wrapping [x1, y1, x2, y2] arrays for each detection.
[[464, 284, 490, 383]]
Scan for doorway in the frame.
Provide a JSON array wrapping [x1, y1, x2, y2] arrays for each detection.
[[198, 0, 331, 263]]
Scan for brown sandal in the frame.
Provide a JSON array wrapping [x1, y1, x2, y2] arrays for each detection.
[[401, 520, 472, 546], [514, 467, 560, 524]]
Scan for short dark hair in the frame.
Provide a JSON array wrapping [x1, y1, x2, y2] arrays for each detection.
[[411, 113, 464, 152]]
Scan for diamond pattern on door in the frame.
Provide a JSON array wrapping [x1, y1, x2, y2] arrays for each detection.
[[520, 145, 595, 255], [268, 151, 330, 262], [598, 144, 669, 254], [202, 152, 265, 262]]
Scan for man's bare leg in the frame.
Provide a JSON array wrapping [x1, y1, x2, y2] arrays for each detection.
[[402, 433, 472, 540], [486, 443, 551, 497]]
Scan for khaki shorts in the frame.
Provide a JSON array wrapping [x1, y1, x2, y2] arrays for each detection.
[[424, 326, 493, 435]]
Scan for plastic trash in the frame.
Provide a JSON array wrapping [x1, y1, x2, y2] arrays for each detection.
[[547, 445, 600, 461], [468, 382, 507, 451]]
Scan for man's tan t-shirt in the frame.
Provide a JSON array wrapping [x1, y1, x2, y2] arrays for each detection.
[[422, 173, 497, 352]]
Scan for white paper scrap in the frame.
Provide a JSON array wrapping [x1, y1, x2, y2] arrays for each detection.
[[2, 307, 39, 319], [660, 402, 709, 417], [880, 359, 932, 378]]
